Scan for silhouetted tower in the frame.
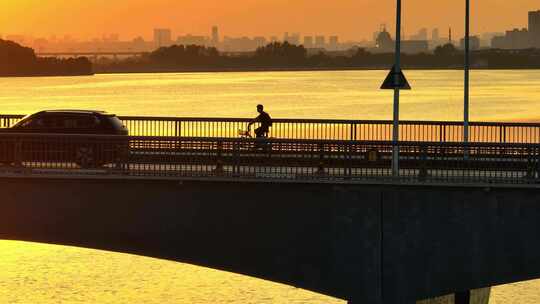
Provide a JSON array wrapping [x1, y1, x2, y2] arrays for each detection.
[[211, 26, 219, 46], [529, 11, 540, 48], [154, 28, 172, 48], [449, 27, 453, 44], [432, 28, 440, 41], [376, 28, 394, 52]]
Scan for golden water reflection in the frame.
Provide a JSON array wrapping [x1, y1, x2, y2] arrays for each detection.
[[1, 70, 540, 122], [1, 240, 539, 303], [0, 240, 344, 304]]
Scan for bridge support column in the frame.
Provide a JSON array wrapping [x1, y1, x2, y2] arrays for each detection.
[[460, 287, 490, 304], [416, 287, 491, 304], [455, 290, 470, 304], [347, 301, 416, 304]]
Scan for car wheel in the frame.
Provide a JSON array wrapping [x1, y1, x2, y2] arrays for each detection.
[[75, 146, 96, 169]]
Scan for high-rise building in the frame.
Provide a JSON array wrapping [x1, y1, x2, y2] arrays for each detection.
[[506, 28, 530, 49], [177, 34, 207, 46], [373, 31, 381, 43], [154, 28, 172, 47], [418, 28, 428, 40], [529, 10, 540, 48], [402, 40, 429, 54], [303, 36, 314, 48], [491, 28, 530, 49], [288, 33, 300, 45], [375, 29, 394, 52], [283, 32, 289, 43], [315, 36, 326, 48], [282, 32, 300, 44], [432, 28, 440, 41], [410, 28, 428, 41], [253, 36, 267, 48], [481, 32, 503, 48], [329, 36, 339, 50], [459, 36, 481, 50], [212, 26, 219, 46], [491, 36, 507, 49], [222, 36, 258, 52]]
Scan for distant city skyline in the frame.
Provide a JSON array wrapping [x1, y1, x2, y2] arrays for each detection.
[[4, 5, 540, 54], [2, 0, 539, 42], [0, 24, 498, 54]]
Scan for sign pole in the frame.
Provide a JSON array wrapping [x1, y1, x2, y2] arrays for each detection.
[[392, 0, 402, 176], [464, 0, 470, 145]]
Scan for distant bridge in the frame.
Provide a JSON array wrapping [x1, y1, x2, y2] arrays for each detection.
[[1, 114, 540, 304], [35, 51, 253, 58], [36, 51, 147, 58]]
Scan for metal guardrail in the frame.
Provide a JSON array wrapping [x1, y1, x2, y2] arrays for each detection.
[[0, 133, 538, 185], [2, 114, 540, 143], [0, 115, 23, 129]]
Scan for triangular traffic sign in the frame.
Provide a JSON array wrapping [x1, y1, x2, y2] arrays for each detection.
[[380, 65, 411, 90]]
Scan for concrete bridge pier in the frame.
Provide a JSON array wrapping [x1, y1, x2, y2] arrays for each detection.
[[416, 288, 491, 304], [349, 287, 490, 304], [455, 290, 472, 304], [347, 288, 491, 304]]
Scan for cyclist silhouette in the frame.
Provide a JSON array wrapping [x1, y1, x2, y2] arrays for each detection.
[[248, 104, 272, 138]]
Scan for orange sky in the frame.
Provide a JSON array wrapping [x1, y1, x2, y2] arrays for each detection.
[[1, 0, 539, 41]]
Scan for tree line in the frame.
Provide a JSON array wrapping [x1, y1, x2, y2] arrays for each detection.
[[3, 38, 538, 76], [95, 42, 540, 73]]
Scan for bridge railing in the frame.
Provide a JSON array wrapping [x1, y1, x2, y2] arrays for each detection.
[[2, 114, 540, 143], [0, 115, 24, 129], [0, 133, 538, 185]]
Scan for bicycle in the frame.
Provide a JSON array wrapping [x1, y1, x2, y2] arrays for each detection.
[[238, 125, 271, 151]]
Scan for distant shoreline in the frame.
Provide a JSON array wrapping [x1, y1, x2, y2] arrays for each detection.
[[2, 66, 540, 78], [5, 39, 540, 77], [0, 72, 95, 78], [94, 66, 540, 75]]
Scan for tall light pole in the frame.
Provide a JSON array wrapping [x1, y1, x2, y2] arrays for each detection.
[[381, 0, 408, 176], [464, 0, 470, 144], [392, 0, 402, 176]]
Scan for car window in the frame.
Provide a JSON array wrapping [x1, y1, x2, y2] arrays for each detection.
[[18, 118, 37, 128], [18, 116, 57, 129], [61, 115, 100, 129]]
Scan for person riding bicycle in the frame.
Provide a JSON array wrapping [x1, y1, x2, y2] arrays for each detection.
[[248, 104, 272, 138]]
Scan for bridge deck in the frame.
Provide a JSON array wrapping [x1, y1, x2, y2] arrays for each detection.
[[0, 133, 538, 186]]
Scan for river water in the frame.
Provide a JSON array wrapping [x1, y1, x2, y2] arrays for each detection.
[[1, 70, 539, 303], [1, 70, 540, 121]]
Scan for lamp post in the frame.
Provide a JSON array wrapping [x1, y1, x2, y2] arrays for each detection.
[[464, 0, 470, 144], [392, 0, 402, 176]]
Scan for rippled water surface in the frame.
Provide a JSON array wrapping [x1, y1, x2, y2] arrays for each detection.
[[1, 240, 539, 304], [0, 241, 343, 304], [1, 70, 539, 121], [1, 70, 540, 303]]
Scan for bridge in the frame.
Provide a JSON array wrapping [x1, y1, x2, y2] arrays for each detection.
[[35, 51, 147, 61], [1, 114, 539, 304]]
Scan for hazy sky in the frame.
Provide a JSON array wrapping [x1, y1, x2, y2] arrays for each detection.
[[1, 0, 539, 41]]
